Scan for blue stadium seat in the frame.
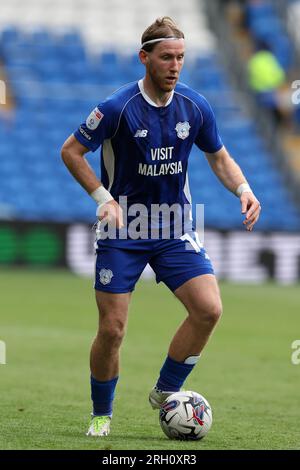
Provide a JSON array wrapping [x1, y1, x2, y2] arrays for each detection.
[[0, 30, 299, 229], [245, 1, 294, 71]]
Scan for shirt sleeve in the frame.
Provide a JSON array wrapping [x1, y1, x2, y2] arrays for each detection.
[[73, 99, 119, 152], [195, 96, 223, 154]]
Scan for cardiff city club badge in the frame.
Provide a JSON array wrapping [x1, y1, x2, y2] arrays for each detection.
[[99, 268, 114, 285], [175, 121, 191, 140], [86, 107, 104, 130]]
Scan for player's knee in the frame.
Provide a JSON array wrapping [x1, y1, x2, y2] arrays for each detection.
[[207, 301, 223, 325], [191, 300, 222, 326], [98, 319, 127, 348]]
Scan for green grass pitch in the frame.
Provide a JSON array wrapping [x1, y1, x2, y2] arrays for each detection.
[[0, 268, 299, 450]]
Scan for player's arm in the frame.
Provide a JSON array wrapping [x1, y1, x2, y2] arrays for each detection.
[[61, 135, 123, 227], [205, 146, 261, 231]]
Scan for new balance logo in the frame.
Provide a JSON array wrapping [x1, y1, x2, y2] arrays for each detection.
[[134, 129, 148, 138]]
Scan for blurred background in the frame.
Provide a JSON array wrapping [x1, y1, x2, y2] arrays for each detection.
[[0, 0, 300, 283], [1, 0, 300, 451]]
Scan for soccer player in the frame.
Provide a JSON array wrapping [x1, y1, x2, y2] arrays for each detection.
[[61, 17, 261, 437]]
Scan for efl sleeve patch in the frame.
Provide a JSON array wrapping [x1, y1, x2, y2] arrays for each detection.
[[86, 107, 104, 130]]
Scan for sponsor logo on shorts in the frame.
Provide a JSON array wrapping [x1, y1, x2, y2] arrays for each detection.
[[99, 268, 114, 285], [86, 107, 104, 130]]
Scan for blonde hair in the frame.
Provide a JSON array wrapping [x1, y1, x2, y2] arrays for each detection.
[[141, 16, 184, 51]]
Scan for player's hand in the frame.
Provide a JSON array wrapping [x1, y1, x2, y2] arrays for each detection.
[[241, 192, 261, 231], [97, 200, 124, 229]]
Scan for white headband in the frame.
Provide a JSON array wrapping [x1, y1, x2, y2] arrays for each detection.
[[141, 37, 184, 49]]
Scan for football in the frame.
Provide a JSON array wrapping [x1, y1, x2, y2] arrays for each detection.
[[159, 390, 212, 440]]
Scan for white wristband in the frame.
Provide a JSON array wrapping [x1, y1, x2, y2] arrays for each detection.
[[235, 183, 252, 197], [90, 186, 114, 208]]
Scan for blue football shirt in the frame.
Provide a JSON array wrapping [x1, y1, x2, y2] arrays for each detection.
[[74, 79, 223, 237]]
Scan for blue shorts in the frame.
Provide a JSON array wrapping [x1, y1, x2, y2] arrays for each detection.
[[94, 232, 214, 293]]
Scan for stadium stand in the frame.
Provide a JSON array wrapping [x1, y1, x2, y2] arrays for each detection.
[[244, 0, 295, 71], [218, 1, 300, 192], [287, 0, 300, 50], [0, 0, 300, 229]]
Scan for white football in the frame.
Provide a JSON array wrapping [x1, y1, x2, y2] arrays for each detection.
[[159, 390, 212, 440]]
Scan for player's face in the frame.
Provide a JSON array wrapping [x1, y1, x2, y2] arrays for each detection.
[[143, 40, 185, 93]]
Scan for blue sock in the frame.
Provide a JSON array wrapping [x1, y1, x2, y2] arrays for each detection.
[[156, 355, 200, 391], [90, 375, 118, 417]]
